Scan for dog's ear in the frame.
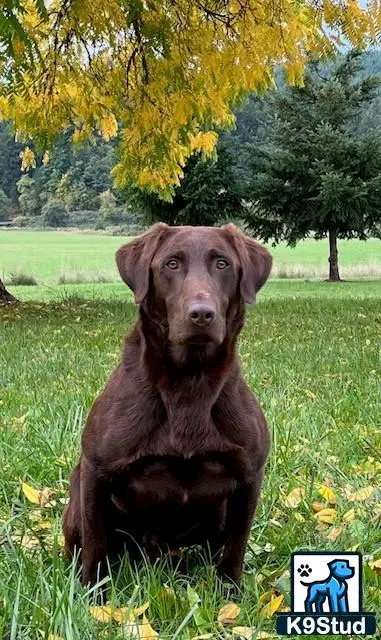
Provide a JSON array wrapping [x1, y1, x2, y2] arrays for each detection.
[[222, 223, 272, 303], [116, 223, 169, 303]]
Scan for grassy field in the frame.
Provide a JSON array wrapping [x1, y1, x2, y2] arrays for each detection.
[[0, 281, 380, 639], [1, 230, 381, 286]]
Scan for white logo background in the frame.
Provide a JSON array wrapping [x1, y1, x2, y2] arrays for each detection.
[[292, 553, 360, 613]]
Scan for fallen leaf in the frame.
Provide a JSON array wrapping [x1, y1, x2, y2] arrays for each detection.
[[260, 594, 284, 618], [326, 527, 342, 542], [315, 521, 330, 532], [312, 502, 325, 513], [134, 603, 150, 617], [315, 508, 336, 524], [304, 389, 317, 400], [258, 591, 272, 605], [316, 484, 336, 505], [89, 606, 113, 622], [21, 482, 55, 508], [39, 487, 55, 507], [343, 508, 356, 523], [284, 487, 305, 509], [368, 558, 381, 575], [112, 607, 135, 624], [348, 486, 374, 502], [217, 602, 241, 624], [137, 614, 158, 639], [193, 635, 213, 640], [232, 626, 254, 639], [22, 482, 40, 505]]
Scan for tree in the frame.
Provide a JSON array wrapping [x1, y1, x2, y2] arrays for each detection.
[[41, 199, 69, 227], [0, 2, 379, 199], [16, 175, 41, 216], [128, 142, 245, 226], [245, 51, 381, 281], [0, 190, 11, 220]]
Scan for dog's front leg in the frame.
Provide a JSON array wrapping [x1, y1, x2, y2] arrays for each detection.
[[328, 591, 339, 613], [217, 470, 263, 584], [80, 455, 108, 587]]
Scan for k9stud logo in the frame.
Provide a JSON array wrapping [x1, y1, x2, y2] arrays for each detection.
[[277, 552, 376, 636]]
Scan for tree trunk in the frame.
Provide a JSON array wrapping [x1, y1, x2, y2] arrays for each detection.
[[328, 229, 341, 282], [0, 276, 17, 302]]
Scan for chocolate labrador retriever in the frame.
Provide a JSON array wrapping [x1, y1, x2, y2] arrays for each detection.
[[63, 223, 272, 587]]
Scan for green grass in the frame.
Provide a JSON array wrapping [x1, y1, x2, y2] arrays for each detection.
[[0, 283, 380, 639], [1, 230, 381, 284]]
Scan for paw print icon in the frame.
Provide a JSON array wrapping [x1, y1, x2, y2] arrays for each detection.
[[298, 564, 312, 578]]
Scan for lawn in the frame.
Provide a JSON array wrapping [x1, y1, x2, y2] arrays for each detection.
[[1, 230, 381, 285], [0, 281, 380, 639]]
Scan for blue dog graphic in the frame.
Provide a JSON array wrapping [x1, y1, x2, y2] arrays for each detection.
[[301, 559, 355, 613]]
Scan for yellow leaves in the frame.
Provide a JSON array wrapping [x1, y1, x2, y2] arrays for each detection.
[[90, 606, 115, 623], [2, 0, 380, 194], [326, 526, 342, 542], [137, 614, 158, 639], [284, 487, 305, 508], [343, 508, 356, 523], [368, 558, 381, 575], [42, 151, 50, 166], [217, 602, 241, 624], [98, 113, 118, 142], [316, 484, 336, 505], [348, 486, 375, 502], [19, 147, 36, 171], [21, 482, 55, 507], [90, 603, 156, 638], [190, 131, 218, 156], [232, 627, 254, 639], [260, 594, 284, 618], [21, 482, 41, 505], [315, 507, 336, 525]]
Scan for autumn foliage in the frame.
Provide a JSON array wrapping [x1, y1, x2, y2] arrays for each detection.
[[0, 1, 380, 195]]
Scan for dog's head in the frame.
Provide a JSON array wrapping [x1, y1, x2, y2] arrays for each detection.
[[328, 560, 355, 580], [116, 223, 272, 361]]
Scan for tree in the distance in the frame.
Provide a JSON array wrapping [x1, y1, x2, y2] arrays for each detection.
[[16, 175, 41, 216], [246, 51, 381, 281], [127, 142, 245, 226]]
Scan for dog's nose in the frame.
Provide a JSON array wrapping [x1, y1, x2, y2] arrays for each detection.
[[188, 303, 216, 327]]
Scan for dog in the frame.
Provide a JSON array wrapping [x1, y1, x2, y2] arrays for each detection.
[[302, 559, 355, 613], [63, 222, 272, 588]]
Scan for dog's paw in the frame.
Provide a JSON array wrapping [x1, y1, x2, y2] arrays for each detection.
[[297, 564, 312, 578]]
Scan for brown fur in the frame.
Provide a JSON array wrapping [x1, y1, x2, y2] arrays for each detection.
[[63, 223, 272, 587]]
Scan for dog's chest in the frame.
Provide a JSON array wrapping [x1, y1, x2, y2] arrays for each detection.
[[111, 452, 240, 510]]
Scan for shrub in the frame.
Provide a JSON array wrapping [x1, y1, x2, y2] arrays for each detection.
[[42, 200, 69, 227], [57, 270, 113, 284], [7, 271, 38, 286]]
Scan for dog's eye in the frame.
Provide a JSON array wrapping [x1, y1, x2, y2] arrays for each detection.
[[216, 258, 229, 269], [166, 259, 179, 270]]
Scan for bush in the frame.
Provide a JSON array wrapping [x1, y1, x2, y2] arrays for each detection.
[[42, 200, 69, 227], [7, 271, 38, 286], [12, 215, 44, 228], [57, 270, 113, 284], [67, 210, 101, 227]]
